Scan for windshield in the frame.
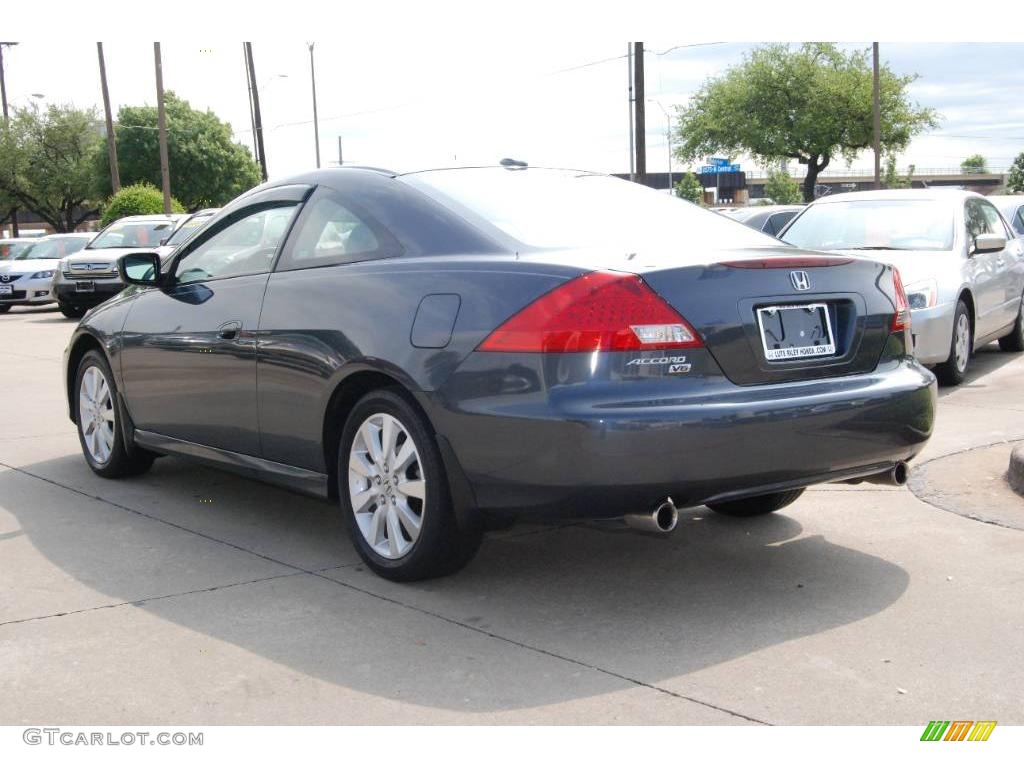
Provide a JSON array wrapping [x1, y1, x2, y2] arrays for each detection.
[[166, 214, 215, 246], [17, 237, 89, 260], [88, 220, 174, 249], [1, 241, 34, 260], [782, 199, 955, 252], [405, 168, 776, 252]]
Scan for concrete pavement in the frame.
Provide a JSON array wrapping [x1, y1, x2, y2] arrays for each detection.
[[1, 304, 1022, 725]]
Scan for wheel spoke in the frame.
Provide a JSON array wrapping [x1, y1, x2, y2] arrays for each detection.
[[359, 422, 382, 464], [349, 451, 375, 478], [397, 478, 425, 500], [393, 439, 417, 472], [351, 488, 376, 515], [367, 505, 385, 545], [395, 498, 422, 540], [380, 416, 397, 464], [385, 507, 403, 557]]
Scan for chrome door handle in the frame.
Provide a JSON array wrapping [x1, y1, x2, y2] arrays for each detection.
[[218, 321, 242, 340]]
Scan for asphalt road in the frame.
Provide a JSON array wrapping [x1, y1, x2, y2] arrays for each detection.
[[2, 304, 1023, 725]]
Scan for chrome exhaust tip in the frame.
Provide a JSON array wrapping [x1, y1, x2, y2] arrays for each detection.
[[862, 461, 910, 487], [624, 498, 679, 534]]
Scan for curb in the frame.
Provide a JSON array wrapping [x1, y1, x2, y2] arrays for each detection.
[[1010, 444, 1024, 497]]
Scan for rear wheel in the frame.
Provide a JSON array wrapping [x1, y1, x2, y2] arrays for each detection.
[[934, 300, 971, 386], [59, 302, 85, 319], [338, 388, 481, 581], [707, 488, 805, 517], [998, 294, 1024, 352], [75, 350, 155, 478]]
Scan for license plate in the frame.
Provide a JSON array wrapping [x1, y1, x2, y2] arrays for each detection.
[[757, 303, 836, 361], [75, 281, 94, 293], [0, 284, 11, 295]]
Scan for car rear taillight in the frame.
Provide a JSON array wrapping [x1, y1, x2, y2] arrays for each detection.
[[478, 271, 702, 353], [891, 268, 911, 332]]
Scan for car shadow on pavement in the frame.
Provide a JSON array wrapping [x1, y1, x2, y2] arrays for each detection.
[[937, 343, 1020, 398], [7, 452, 910, 714]]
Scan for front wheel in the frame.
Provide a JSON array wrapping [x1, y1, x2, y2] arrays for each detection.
[[0, 305, 10, 314], [707, 488, 805, 517], [75, 350, 155, 478], [934, 300, 971, 386], [998, 295, 1024, 352], [338, 388, 481, 581]]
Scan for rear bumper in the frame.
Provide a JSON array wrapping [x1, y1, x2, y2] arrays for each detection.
[[430, 357, 937, 519]]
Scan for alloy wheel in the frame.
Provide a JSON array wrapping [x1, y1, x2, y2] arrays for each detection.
[[954, 313, 970, 373], [348, 412, 426, 559], [79, 366, 116, 464]]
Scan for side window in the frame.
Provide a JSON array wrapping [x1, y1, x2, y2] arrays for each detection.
[[978, 201, 1007, 238], [965, 199, 997, 240], [767, 212, 796, 236], [277, 188, 400, 271], [1015, 207, 1024, 236], [175, 204, 299, 285]]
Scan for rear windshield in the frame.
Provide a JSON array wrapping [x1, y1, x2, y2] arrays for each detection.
[[166, 214, 215, 246], [782, 199, 955, 252], [88, 220, 175, 249], [17, 237, 90, 260], [404, 168, 776, 252]]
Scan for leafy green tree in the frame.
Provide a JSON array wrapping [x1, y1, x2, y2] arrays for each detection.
[[960, 154, 988, 173], [673, 43, 938, 203], [1008, 152, 1024, 193], [0, 104, 103, 232], [96, 92, 261, 209], [100, 182, 184, 227], [883, 155, 915, 189], [763, 169, 802, 204], [674, 172, 704, 204]]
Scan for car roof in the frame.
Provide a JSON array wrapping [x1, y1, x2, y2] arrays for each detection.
[[809, 188, 985, 204], [42, 232, 93, 239], [108, 214, 187, 223]]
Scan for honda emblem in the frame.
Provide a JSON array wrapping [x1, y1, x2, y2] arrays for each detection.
[[790, 270, 811, 291]]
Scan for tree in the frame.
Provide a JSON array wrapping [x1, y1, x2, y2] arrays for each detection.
[[960, 154, 988, 174], [0, 104, 104, 232], [96, 92, 261, 210], [884, 155, 915, 189], [101, 182, 184, 227], [673, 43, 938, 203], [675, 172, 704, 204], [1008, 152, 1024, 193], [763, 169, 802, 204]]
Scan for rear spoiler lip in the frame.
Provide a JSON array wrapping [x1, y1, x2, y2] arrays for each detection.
[[717, 257, 855, 269]]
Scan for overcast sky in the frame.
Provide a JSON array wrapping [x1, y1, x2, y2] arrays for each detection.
[[4, 41, 1023, 181]]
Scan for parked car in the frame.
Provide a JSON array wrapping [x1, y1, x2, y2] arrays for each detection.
[[722, 205, 804, 236], [155, 208, 221, 262], [0, 233, 94, 313], [52, 214, 185, 318], [780, 189, 1024, 385], [987, 195, 1024, 237], [0, 238, 37, 260], [64, 166, 936, 580]]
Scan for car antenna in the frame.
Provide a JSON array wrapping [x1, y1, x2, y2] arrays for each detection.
[[500, 158, 528, 168]]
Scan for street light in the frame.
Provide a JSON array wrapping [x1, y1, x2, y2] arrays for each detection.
[[647, 99, 673, 194]]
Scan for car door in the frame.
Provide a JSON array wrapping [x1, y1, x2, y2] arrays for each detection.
[[967, 198, 1023, 334], [120, 186, 308, 455], [963, 198, 1009, 338]]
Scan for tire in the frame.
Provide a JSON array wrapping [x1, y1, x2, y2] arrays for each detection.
[[59, 302, 85, 319], [338, 388, 481, 581], [934, 299, 972, 387], [74, 350, 155, 478], [0, 305, 10, 313], [998, 294, 1024, 353], [707, 488, 806, 517]]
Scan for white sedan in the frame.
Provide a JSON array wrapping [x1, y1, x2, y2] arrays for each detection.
[[0, 233, 94, 313]]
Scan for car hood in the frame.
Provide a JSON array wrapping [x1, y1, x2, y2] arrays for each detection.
[[828, 249, 953, 288], [0, 259, 61, 274]]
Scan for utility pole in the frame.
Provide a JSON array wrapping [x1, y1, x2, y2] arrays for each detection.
[[97, 43, 120, 194], [872, 42, 882, 190], [627, 44, 634, 182], [0, 41, 19, 236], [309, 43, 320, 168], [245, 42, 268, 181], [337, 135, 343, 166], [632, 42, 646, 186], [153, 43, 172, 214], [243, 44, 259, 165]]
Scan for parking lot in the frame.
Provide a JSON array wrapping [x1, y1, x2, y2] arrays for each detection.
[[1, 303, 1022, 725]]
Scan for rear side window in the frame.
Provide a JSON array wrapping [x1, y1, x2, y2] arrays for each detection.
[[766, 211, 797, 236], [1014, 207, 1024, 236], [276, 187, 401, 271]]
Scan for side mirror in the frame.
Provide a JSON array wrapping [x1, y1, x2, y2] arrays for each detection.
[[118, 252, 162, 286], [973, 233, 1006, 255]]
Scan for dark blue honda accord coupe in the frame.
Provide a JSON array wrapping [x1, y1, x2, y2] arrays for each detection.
[[63, 166, 936, 580]]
